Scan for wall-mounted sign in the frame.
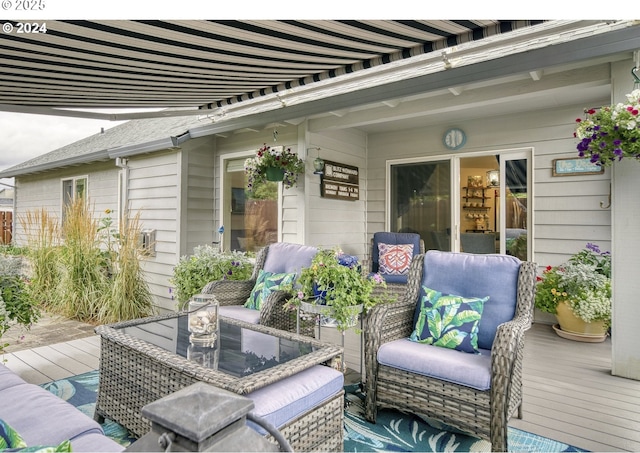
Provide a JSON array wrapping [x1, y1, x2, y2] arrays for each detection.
[[321, 160, 360, 201], [552, 158, 604, 176]]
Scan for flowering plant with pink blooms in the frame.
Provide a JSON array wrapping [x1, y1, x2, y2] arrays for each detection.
[[575, 89, 640, 166]]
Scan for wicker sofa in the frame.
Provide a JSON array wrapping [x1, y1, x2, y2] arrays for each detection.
[[364, 250, 536, 452]]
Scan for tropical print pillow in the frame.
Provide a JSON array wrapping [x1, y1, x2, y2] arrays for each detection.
[[409, 286, 487, 353], [378, 243, 414, 275], [0, 419, 71, 452], [244, 270, 296, 310]]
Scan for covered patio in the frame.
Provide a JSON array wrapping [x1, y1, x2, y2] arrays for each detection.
[[2, 19, 640, 452]]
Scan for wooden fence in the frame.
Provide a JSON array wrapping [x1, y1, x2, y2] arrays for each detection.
[[1, 211, 12, 244]]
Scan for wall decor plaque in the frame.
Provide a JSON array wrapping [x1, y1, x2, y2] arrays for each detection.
[[552, 158, 604, 176], [321, 160, 360, 201]]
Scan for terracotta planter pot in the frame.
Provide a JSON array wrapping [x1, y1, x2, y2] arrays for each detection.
[[554, 301, 607, 342]]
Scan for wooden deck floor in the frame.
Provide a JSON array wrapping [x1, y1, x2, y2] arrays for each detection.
[[2, 322, 639, 452]]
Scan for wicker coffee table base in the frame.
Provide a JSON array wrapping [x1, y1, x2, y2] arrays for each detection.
[[94, 316, 344, 452]]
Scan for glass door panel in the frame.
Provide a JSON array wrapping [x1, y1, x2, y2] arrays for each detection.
[[224, 160, 278, 252], [503, 158, 529, 260], [389, 161, 451, 251], [460, 156, 499, 254]]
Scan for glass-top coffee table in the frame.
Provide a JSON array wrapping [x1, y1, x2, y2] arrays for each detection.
[[94, 312, 343, 439]]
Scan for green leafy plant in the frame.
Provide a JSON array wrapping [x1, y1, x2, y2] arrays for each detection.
[[535, 243, 611, 327], [285, 248, 387, 332], [170, 245, 254, 308], [575, 89, 640, 166], [244, 143, 305, 190], [0, 254, 40, 355]]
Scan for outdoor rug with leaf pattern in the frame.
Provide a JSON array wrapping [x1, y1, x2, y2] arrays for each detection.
[[343, 383, 585, 452], [41, 372, 585, 452]]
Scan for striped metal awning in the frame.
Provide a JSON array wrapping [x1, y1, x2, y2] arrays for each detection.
[[0, 20, 545, 113]]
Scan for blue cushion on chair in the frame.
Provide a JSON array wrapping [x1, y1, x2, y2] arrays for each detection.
[[420, 251, 521, 350], [263, 243, 318, 276], [378, 339, 492, 390], [246, 365, 344, 433]]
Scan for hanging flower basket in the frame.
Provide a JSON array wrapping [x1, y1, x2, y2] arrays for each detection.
[[244, 143, 305, 190], [575, 89, 640, 166], [265, 166, 286, 182]]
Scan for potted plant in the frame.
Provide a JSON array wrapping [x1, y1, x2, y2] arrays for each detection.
[[170, 245, 254, 309], [575, 88, 640, 166], [285, 248, 387, 332], [535, 243, 611, 342], [244, 143, 305, 191]]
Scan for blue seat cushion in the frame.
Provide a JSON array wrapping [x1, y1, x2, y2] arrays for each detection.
[[420, 251, 521, 350], [378, 338, 492, 390], [246, 365, 344, 433], [219, 306, 261, 324], [263, 243, 318, 277], [0, 381, 106, 447]]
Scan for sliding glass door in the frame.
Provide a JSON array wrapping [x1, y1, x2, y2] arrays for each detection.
[[388, 150, 531, 259], [389, 160, 451, 251]]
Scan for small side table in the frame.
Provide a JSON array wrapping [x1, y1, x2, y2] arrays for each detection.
[[297, 300, 363, 373]]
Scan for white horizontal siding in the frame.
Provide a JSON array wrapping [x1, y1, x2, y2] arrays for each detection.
[[125, 151, 180, 312], [307, 128, 368, 258], [366, 102, 612, 271]]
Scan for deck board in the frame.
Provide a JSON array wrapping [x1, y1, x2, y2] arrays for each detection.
[[508, 323, 640, 452], [3, 322, 640, 451]]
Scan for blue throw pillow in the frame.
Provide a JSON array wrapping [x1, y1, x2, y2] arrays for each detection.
[[409, 286, 487, 353], [0, 419, 71, 452], [244, 270, 296, 310]]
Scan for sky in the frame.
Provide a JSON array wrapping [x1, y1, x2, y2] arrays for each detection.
[[0, 112, 126, 172]]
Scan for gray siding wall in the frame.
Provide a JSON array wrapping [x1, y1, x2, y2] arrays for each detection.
[[125, 150, 179, 312], [181, 138, 216, 256], [365, 101, 612, 269], [307, 128, 368, 259], [13, 160, 119, 245]]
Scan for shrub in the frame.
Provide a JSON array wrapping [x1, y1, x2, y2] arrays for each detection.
[[171, 245, 254, 308], [98, 212, 154, 323], [0, 254, 39, 354], [20, 208, 61, 310]]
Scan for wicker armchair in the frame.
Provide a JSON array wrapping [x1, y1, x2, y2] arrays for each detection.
[[367, 231, 425, 300], [201, 242, 318, 335], [364, 250, 536, 452]]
